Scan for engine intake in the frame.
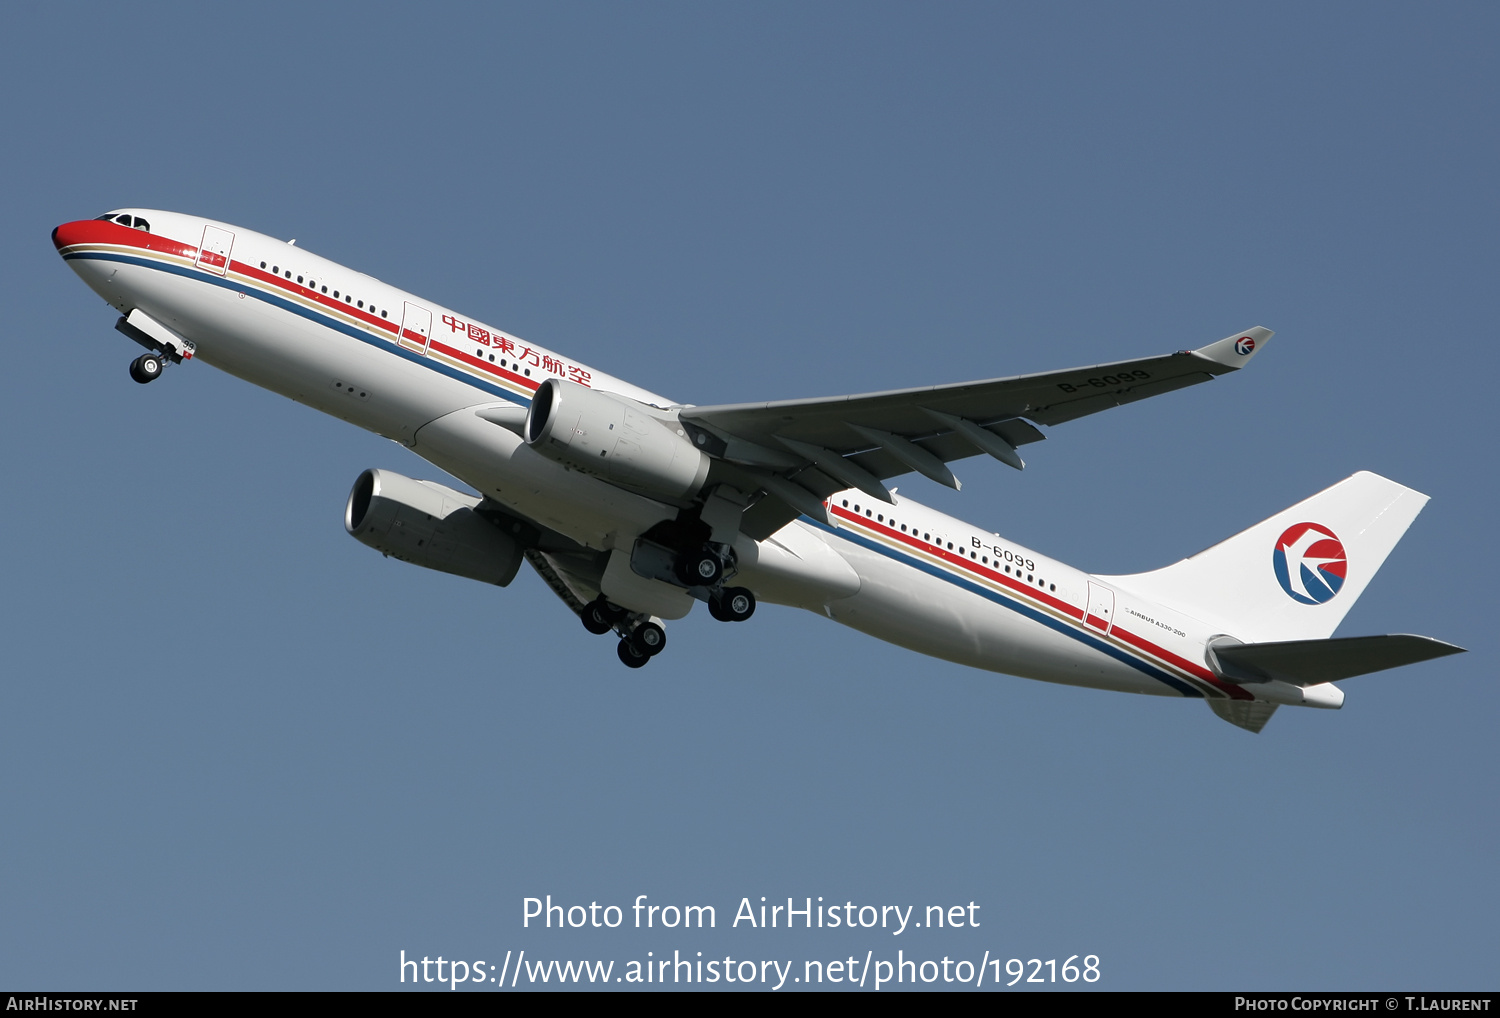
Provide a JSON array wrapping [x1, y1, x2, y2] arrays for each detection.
[[344, 468, 523, 586], [523, 379, 710, 501]]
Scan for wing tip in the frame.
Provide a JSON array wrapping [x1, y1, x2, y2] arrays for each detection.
[[1192, 326, 1274, 370]]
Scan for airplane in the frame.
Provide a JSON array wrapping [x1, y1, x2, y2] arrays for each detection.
[[52, 209, 1464, 732]]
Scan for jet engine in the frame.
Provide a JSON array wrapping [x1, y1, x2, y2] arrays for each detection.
[[344, 468, 523, 586], [523, 378, 711, 501]]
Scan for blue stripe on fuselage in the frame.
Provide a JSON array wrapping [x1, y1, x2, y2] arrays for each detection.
[[64, 250, 531, 406], [809, 518, 1202, 698]]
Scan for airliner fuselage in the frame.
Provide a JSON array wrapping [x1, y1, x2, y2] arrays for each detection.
[[54, 209, 1460, 732]]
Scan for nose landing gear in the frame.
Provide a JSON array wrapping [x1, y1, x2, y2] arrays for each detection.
[[116, 312, 193, 384], [128, 353, 164, 384]]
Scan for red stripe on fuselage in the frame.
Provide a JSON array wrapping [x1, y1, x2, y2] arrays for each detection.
[[830, 503, 1085, 619], [232, 258, 399, 339], [53, 219, 196, 259], [427, 337, 541, 393], [1109, 621, 1253, 701], [56, 220, 547, 395], [829, 504, 1252, 700]]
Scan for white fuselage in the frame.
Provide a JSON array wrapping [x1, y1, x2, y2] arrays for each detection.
[[56, 209, 1317, 710]]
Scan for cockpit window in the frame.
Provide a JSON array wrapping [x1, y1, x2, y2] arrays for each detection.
[[94, 213, 149, 232]]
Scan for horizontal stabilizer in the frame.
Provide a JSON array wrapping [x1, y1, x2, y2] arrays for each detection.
[[1213, 634, 1465, 687]]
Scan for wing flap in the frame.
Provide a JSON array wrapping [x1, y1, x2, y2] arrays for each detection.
[[681, 328, 1271, 489]]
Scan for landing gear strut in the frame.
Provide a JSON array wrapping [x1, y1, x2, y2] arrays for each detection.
[[129, 353, 163, 384]]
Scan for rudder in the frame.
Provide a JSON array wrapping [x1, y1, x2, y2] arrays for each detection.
[[1102, 472, 1429, 643]]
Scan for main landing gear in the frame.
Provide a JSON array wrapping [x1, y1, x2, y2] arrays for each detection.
[[580, 585, 755, 670], [128, 353, 164, 384], [581, 597, 670, 669], [675, 547, 723, 587], [617, 621, 666, 669], [708, 586, 756, 623]]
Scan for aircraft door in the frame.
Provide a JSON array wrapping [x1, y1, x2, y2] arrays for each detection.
[[195, 225, 234, 276], [1086, 582, 1115, 634], [398, 301, 433, 354]]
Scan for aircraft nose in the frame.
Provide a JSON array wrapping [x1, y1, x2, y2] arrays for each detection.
[[52, 219, 96, 252]]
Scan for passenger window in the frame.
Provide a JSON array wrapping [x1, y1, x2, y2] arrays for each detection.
[[381, 310, 387, 318], [297, 276, 303, 283], [345, 296, 351, 303], [321, 286, 328, 293], [260, 262, 267, 269], [358, 301, 364, 308], [272, 266, 279, 273]]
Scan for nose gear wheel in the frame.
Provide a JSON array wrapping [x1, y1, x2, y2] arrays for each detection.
[[129, 353, 163, 384]]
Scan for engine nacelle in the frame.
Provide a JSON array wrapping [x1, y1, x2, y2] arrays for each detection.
[[344, 469, 523, 586], [523, 378, 711, 501]]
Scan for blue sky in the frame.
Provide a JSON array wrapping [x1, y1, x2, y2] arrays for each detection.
[[1, 2, 1494, 990]]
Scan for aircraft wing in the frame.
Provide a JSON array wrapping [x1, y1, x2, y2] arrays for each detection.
[[684, 328, 1271, 534]]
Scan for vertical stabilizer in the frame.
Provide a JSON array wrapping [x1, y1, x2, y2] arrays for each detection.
[[1103, 472, 1428, 644]]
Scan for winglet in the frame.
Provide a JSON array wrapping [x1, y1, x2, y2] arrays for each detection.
[[1192, 326, 1273, 370]]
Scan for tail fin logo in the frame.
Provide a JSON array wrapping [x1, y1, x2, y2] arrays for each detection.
[[1234, 336, 1256, 355], [1273, 523, 1347, 604]]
